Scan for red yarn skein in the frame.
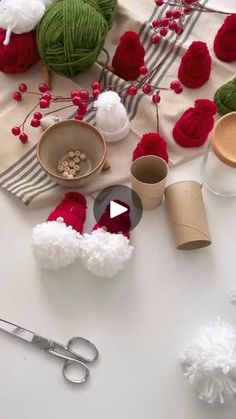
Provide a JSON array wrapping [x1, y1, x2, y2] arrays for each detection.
[[132, 132, 169, 163], [214, 14, 236, 62], [172, 99, 217, 148], [47, 192, 87, 233], [0, 29, 39, 74], [178, 41, 211, 88], [112, 31, 145, 81]]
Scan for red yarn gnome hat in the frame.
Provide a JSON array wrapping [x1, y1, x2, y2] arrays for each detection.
[[32, 192, 87, 270], [93, 200, 131, 239], [112, 31, 145, 81], [47, 192, 87, 233], [172, 99, 217, 148], [178, 41, 211, 88], [214, 14, 236, 62], [132, 132, 169, 163]]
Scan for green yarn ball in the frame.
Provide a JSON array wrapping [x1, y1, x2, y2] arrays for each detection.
[[37, 0, 117, 77], [214, 77, 236, 116]]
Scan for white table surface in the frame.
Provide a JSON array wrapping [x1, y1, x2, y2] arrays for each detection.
[[0, 155, 236, 419]]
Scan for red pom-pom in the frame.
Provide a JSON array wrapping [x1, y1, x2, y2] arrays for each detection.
[[0, 29, 39, 74], [178, 41, 211, 88], [47, 192, 87, 233], [172, 99, 217, 148], [214, 14, 236, 62], [132, 132, 169, 163], [112, 31, 145, 81]]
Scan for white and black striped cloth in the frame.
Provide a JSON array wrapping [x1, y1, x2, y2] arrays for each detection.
[[0, 2, 207, 206]]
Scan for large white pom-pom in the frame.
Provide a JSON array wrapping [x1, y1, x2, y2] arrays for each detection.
[[32, 221, 81, 270], [79, 229, 134, 278], [181, 318, 236, 404]]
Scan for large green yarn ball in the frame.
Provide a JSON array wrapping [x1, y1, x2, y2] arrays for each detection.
[[37, 0, 117, 77], [214, 77, 236, 116]]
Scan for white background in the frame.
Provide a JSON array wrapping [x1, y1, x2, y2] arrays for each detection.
[[0, 156, 236, 418]]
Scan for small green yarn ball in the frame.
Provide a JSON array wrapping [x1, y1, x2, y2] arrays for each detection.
[[37, 0, 117, 77], [214, 77, 236, 116]]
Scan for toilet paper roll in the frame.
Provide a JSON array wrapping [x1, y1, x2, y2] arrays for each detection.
[[165, 181, 211, 250]]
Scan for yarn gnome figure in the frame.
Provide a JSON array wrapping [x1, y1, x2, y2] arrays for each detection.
[[132, 132, 169, 163], [79, 201, 134, 278], [214, 77, 236, 116], [32, 192, 87, 270], [172, 99, 217, 148], [112, 31, 145, 81], [178, 41, 211, 88], [214, 14, 236, 62]]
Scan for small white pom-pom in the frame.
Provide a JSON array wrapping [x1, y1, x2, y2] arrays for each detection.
[[32, 221, 81, 270], [181, 317, 236, 404], [79, 229, 134, 278]]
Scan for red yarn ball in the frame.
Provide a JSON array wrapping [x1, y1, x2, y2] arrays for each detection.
[[172, 99, 217, 148], [132, 132, 169, 163], [0, 29, 39, 74]]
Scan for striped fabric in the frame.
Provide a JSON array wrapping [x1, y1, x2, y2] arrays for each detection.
[[0, 2, 207, 206]]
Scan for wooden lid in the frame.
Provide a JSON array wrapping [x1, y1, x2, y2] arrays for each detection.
[[211, 112, 236, 168]]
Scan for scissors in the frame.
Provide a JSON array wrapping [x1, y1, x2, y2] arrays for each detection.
[[0, 318, 98, 384]]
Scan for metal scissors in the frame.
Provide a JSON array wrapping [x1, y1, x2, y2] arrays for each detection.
[[0, 318, 98, 384]]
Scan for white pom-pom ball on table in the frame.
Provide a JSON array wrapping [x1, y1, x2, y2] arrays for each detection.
[[32, 220, 81, 270], [79, 228, 134, 277], [181, 317, 236, 404], [94, 91, 130, 143]]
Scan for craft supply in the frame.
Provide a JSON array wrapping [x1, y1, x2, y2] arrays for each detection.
[[37, 0, 117, 76], [178, 41, 211, 88], [130, 155, 168, 210], [94, 91, 130, 143], [0, 0, 45, 45], [172, 99, 217, 148], [0, 318, 98, 384], [57, 150, 87, 178], [37, 120, 106, 187], [214, 14, 236, 62], [79, 201, 134, 278], [112, 31, 145, 81], [0, 29, 39, 74], [32, 192, 87, 269], [214, 77, 236, 116], [132, 132, 169, 163], [203, 112, 236, 197], [40, 114, 64, 130], [165, 181, 211, 250], [181, 318, 236, 404]]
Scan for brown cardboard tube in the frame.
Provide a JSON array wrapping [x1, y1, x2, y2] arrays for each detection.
[[164, 181, 211, 250]]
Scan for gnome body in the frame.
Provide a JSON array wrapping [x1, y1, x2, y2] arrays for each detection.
[[172, 99, 217, 148], [214, 14, 236, 62], [178, 41, 211, 88]]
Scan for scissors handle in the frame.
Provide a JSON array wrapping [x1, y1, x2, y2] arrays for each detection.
[[46, 337, 98, 384]]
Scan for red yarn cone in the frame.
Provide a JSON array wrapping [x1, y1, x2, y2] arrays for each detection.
[[93, 200, 131, 239], [132, 132, 169, 163], [214, 14, 236, 62], [0, 29, 39, 74], [178, 41, 211, 88], [112, 31, 145, 81], [172, 99, 217, 148], [47, 192, 87, 233]]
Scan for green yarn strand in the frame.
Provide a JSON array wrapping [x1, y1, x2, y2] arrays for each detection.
[[37, 0, 117, 77], [214, 77, 236, 116]]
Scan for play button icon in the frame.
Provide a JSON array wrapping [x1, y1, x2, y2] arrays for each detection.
[[110, 200, 128, 219], [93, 185, 143, 232]]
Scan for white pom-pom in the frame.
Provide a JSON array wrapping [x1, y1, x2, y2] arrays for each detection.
[[40, 115, 64, 131], [0, 0, 45, 45], [32, 221, 81, 270], [181, 318, 236, 404], [79, 229, 134, 278]]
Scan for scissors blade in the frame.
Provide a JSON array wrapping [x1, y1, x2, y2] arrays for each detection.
[[0, 319, 51, 351]]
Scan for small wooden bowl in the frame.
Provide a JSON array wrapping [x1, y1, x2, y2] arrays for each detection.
[[37, 120, 107, 187]]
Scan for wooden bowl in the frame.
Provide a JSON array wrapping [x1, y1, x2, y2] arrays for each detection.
[[37, 120, 107, 187]]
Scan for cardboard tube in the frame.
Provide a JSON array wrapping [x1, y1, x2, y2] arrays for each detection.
[[165, 181, 211, 250], [130, 155, 168, 210]]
